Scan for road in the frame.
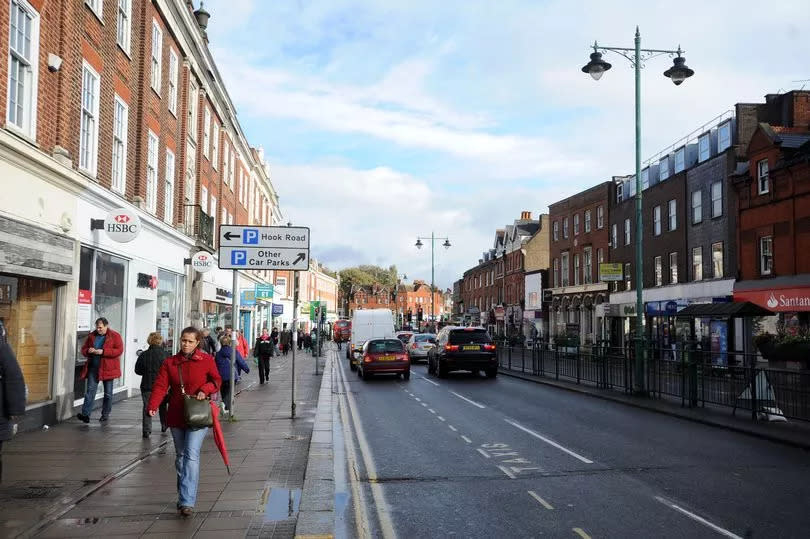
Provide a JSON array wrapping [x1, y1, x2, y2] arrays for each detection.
[[332, 351, 810, 538]]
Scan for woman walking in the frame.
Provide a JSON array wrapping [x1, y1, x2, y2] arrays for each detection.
[[215, 336, 249, 412], [147, 327, 221, 517], [134, 332, 169, 438]]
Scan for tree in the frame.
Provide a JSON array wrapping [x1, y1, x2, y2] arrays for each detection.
[[338, 265, 399, 302]]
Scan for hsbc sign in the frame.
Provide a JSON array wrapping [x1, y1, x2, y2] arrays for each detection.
[[191, 251, 215, 273], [104, 208, 141, 243]]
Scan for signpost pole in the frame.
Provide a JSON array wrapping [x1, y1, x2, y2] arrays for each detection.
[[229, 270, 238, 420], [291, 271, 298, 419]]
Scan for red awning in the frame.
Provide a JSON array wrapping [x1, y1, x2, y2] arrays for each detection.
[[734, 287, 810, 312]]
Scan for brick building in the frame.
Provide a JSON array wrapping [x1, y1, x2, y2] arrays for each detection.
[[348, 284, 393, 315], [461, 256, 498, 330], [523, 215, 550, 339], [393, 280, 445, 328], [0, 1, 280, 429]]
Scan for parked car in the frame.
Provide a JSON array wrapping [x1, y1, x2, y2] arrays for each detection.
[[356, 338, 410, 380], [348, 309, 395, 370], [395, 331, 414, 344], [428, 326, 497, 378], [406, 333, 436, 363]]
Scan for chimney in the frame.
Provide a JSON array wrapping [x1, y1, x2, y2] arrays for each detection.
[[764, 91, 810, 129], [194, 2, 211, 41], [519, 210, 532, 221]]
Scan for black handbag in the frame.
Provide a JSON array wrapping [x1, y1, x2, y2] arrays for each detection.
[[177, 363, 213, 429]]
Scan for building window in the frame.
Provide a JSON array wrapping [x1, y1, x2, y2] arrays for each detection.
[[597, 205, 604, 229], [642, 168, 649, 190], [187, 79, 198, 140], [624, 263, 631, 290], [757, 159, 769, 194], [668, 199, 676, 231], [692, 247, 703, 281], [712, 242, 724, 279], [116, 0, 130, 53], [7, 0, 40, 138], [624, 218, 631, 245], [150, 20, 162, 93], [584, 246, 592, 284], [200, 185, 208, 213], [574, 214, 580, 235], [760, 236, 773, 275], [669, 252, 678, 284], [229, 151, 236, 190], [674, 147, 685, 173], [146, 130, 158, 214], [584, 210, 591, 233], [698, 133, 710, 162], [574, 254, 581, 285], [168, 49, 178, 115], [85, 0, 103, 17], [79, 62, 100, 175], [561, 252, 569, 287], [165, 148, 175, 224], [111, 95, 128, 194], [711, 181, 722, 218], [654, 256, 662, 286], [718, 121, 731, 152], [212, 123, 219, 169], [563, 217, 569, 239], [692, 190, 702, 224], [653, 205, 661, 236], [659, 156, 670, 181], [210, 195, 217, 233], [611, 224, 617, 249], [553, 221, 559, 241], [203, 108, 211, 159], [616, 182, 623, 202]]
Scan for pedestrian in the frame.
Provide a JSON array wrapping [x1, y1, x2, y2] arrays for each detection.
[[78, 318, 123, 423], [215, 326, 224, 341], [199, 328, 219, 355], [304, 331, 312, 352], [253, 328, 274, 384], [134, 332, 169, 438], [147, 327, 221, 518], [270, 327, 279, 356], [234, 330, 249, 359], [297, 329, 304, 351], [215, 336, 249, 412], [280, 327, 292, 356], [0, 320, 26, 483]]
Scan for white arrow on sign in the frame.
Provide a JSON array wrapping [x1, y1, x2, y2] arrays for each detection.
[[218, 247, 310, 271]]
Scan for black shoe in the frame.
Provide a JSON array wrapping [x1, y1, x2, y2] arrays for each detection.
[[179, 506, 193, 517], [99, 416, 109, 422], [142, 432, 150, 438], [161, 425, 168, 433], [77, 413, 90, 423]]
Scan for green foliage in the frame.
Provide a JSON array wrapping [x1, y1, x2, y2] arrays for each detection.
[[338, 265, 399, 298]]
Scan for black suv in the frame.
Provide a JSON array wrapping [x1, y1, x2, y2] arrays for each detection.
[[428, 326, 497, 378]]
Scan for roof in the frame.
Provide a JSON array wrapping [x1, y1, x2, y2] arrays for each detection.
[[676, 301, 773, 318], [777, 133, 810, 149]]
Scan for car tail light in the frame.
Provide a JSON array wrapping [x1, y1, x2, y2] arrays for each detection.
[[445, 344, 459, 352], [401, 355, 409, 362], [483, 344, 496, 351], [363, 355, 372, 363], [412, 343, 418, 349]]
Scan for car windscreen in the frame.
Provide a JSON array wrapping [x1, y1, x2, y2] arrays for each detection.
[[448, 330, 492, 345], [396, 333, 412, 341], [415, 334, 436, 343], [368, 340, 405, 353]]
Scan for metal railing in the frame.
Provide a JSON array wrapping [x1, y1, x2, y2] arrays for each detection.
[[182, 204, 214, 249], [496, 340, 810, 422]]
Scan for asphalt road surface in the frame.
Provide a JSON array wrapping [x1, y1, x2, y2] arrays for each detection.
[[332, 352, 810, 538]]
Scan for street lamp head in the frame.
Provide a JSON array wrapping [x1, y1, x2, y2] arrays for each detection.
[[415, 239, 423, 249], [582, 51, 611, 81], [442, 239, 451, 250], [664, 54, 694, 86], [403, 274, 407, 280]]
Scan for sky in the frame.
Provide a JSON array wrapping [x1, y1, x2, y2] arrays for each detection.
[[203, 0, 809, 289]]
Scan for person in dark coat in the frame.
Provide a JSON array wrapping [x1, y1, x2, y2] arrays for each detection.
[[134, 332, 169, 438], [280, 328, 292, 356], [78, 318, 124, 423], [199, 328, 219, 355], [215, 336, 249, 411], [0, 320, 26, 483], [253, 328, 274, 384], [297, 329, 304, 350], [270, 327, 280, 356]]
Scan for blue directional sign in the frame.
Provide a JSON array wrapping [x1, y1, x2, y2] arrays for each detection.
[[218, 225, 310, 270]]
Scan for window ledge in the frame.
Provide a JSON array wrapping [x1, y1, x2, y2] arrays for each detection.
[[85, 4, 105, 25], [4, 123, 39, 148], [116, 43, 132, 61]]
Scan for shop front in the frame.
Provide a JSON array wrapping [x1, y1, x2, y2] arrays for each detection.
[[734, 278, 810, 333], [202, 282, 234, 331]]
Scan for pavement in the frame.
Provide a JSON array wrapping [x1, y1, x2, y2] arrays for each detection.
[[0, 347, 328, 539]]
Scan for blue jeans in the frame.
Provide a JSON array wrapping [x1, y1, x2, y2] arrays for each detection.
[[81, 370, 113, 418], [171, 427, 208, 508]]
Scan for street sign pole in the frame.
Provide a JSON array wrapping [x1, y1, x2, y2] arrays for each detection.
[[291, 271, 298, 419], [229, 270, 238, 420]]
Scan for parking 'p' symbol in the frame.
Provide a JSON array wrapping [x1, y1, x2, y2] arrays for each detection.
[[243, 229, 259, 244], [231, 250, 247, 266]]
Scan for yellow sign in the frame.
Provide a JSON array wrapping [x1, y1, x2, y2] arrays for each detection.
[[599, 263, 623, 282]]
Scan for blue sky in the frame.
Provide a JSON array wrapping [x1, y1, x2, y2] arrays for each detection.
[[204, 0, 809, 288]]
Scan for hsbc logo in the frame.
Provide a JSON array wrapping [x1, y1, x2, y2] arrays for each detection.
[[103, 208, 141, 243], [191, 250, 214, 273], [114, 214, 130, 224]]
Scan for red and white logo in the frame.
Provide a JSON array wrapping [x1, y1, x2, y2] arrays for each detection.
[[114, 214, 130, 223], [191, 251, 215, 273], [103, 208, 140, 243]]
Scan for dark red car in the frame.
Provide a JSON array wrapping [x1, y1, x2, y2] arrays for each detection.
[[356, 338, 410, 381]]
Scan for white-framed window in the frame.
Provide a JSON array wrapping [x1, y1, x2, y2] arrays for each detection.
[[7, 0, 40, 138], [164, 148, 175, 224], [711, 181, 722, 218], [611, 223, 617, 249], [584, 246, 592, 284], [597, 205, 604, 229], [674, 147, 685, 173], [760, 236, 772, 275], [642, 168, 649, 190], [668, 199, 677, 231], [698, 133, 710, 162], [654, 256, 662, 286], [111, 95, 128, 194], [718, 121, 731, 153], [210, 195, 217, 233], [150, 20, 162, 93], [561, 252, 569, 287], [574, 253, 581, 286], [229, 150, 236, 190], [85, 0, 102, 18], [203, 108, 211, 158], [221, 206, 226, 226], [212, 123, 219, 169], [692, 190, 702, 224], [712, 242, 723, 279], [653, 205, 661, 236], [146, 130, 158, 214], [669, 252, 678, 284], [200, 185, 208, 212], [116, 0, 130, 54], [659, 156, 670, 181], [228, 211, 234, 225], [692, 247, 703, 281], [553, 221, 559, 241], [563, 217, 569, 239], [574, 214, 580, 235], [79, 61, 100, 175], [584, 210, 591, 233], [624, 218, 631, 245], [187, 79, 198, 140], [616, 183, 623, 202], [222, 142, 230, 183], [624, 263, 631, 290], [168, 49, 178, 115], [553, 258, 559, 287], [757, 159, 769, 194]]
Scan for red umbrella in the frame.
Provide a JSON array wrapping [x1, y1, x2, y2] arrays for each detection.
[[209, 401, 231, 474]]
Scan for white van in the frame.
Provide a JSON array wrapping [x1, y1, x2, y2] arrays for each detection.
[[348, 309, 395, 370]]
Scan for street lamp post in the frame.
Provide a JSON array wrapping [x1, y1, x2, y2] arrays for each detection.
[[582, 27, 694, 394], [393, 273, 407, 329], [415, 233, 451, 332]]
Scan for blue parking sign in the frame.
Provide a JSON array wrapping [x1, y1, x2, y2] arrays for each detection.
[[231, 250, 247, 266], [243, 229, 259, 244]]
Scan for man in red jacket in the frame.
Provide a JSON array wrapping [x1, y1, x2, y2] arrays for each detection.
[[77, 318, 123, 423]]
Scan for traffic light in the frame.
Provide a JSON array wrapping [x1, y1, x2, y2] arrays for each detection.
[[407, 309, 412, 322], [417, 307, 423, 322]]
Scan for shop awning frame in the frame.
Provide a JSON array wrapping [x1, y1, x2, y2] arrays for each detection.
[[675, 301, 774, 318]]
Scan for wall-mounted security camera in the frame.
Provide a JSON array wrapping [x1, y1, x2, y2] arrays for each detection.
[[47, 53, 63, 73]]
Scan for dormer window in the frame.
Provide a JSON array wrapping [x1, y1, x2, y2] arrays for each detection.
[[718, 121, 731, 153], [757, 159, 769, 194], [616, 183, 623, 202], [674, 147, 685, 173], [641, 168, 649, 190], [659, 156, 670, 181], [698, 133, 710, 162]]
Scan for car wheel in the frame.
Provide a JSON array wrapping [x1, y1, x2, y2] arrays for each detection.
[[438, 361, 448, 378], [350, 362, 357, 371], [485, 367, 497, 379], [403, 370, 410, 381], [362, 369, 372, 380]]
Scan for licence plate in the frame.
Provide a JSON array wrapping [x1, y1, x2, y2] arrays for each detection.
[[378, 355, 396, 361], [462, 345, 480, 351]]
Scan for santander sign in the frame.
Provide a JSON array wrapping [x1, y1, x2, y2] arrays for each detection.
[[735, 288, 810, 312]]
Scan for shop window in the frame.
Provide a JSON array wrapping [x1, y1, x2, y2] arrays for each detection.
[[0, 274, 55, 404], [157, 269, 184, 353]]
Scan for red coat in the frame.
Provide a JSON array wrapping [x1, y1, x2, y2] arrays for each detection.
[[236, 335, 249, 359], [80, 329, 124, 381], [147, 348, 221, 429]]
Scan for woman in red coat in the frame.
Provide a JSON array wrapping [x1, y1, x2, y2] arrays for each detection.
[[147, 327, 220, 517], [77, 318, 124, 423]]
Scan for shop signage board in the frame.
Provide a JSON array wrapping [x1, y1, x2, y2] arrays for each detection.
[[272, 304, 284, 315], [599, 263, 623, 282], [734, 288, 810, 312], [241, 289, 257, 306], [77, 289, 92, 331], [191, 251, 215, 273], [103, 207, 141, 243], [218, 225, 310, 270], [255, 283, 274, 300]]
